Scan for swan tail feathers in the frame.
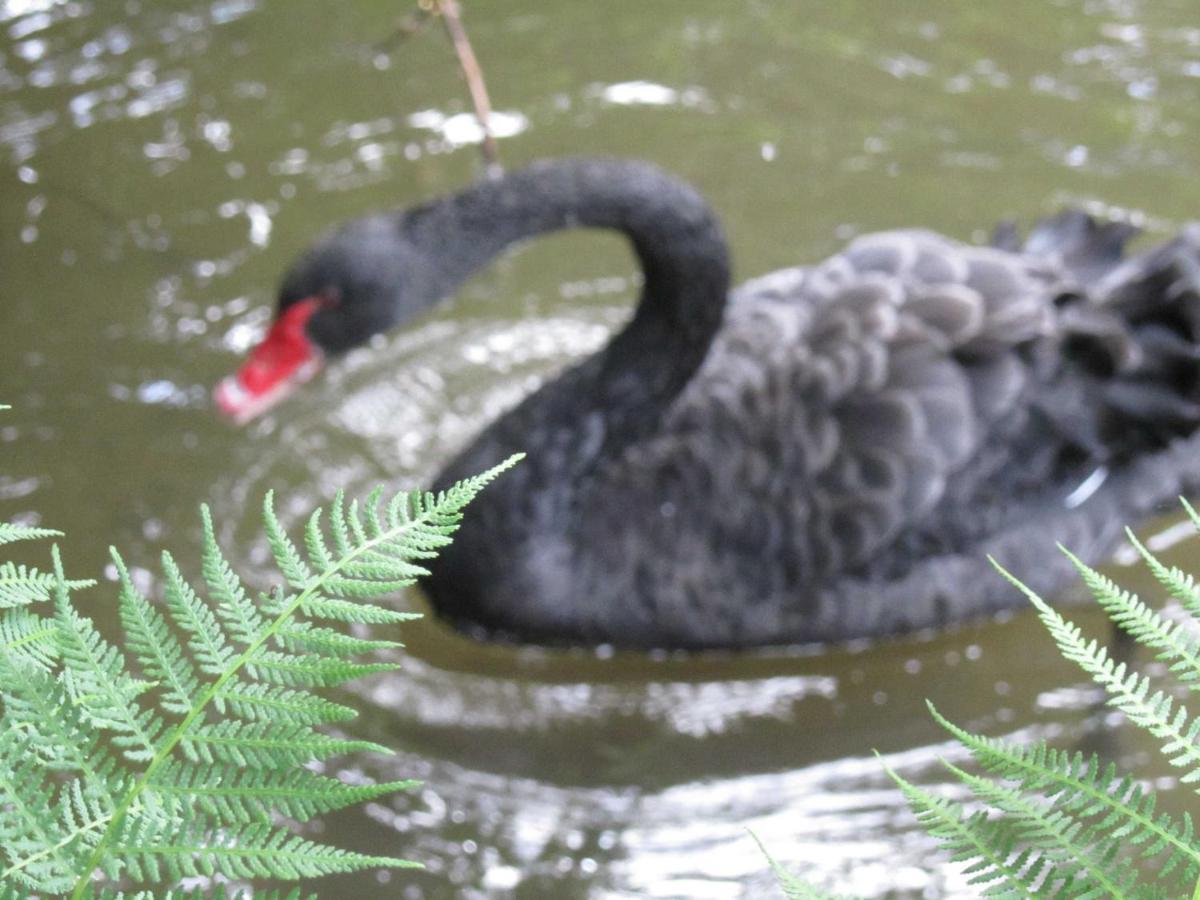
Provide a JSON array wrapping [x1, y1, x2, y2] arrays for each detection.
[[1092, 223, 1200, 315], [994, 208, 1200, 451], [1011, 208, 1142, 283], [1058, 220, 1200, 445]]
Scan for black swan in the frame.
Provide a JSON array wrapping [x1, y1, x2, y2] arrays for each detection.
[[216, 157, 1200, 648]]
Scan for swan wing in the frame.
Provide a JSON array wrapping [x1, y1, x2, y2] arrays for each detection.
[[676, 229, 1068, 579]]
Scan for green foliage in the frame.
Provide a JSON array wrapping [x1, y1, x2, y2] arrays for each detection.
[[770, 502, 1200, 898], [750, 831, 843, 900], [0, 455, 520, 897]]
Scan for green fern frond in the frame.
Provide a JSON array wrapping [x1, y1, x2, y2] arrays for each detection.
[[749, 830, 843, 900], [107, 820, 420, 883], [0, 726, 79, 893], [74, 891, 317, 900], [213, 681, 357, 726], [0, 454, 521, 896], [0, 560, 93, 608], [1182, 498, 1200, 545], [0, 606, 59, 668], [147, 761, 418, 824], [0, 657, 125, 800], [179, 721, 391, 768], [0, 524, 62, 547], [765, 513, 1200, 898], [72, 889, 317, 900], [116, 555, 200, 716], [1123, 527, 1200, 625], [246, 650, 398, 688], [53, 550, 165, 763], [941, 759, 1132, 897], [298, 595, 421, 626], [929, 703, 1200, 887], [882, 760, 1039, 897], [994, 560, 1200, 784], [272, 622, 401, 657], [159, 548, 236, 676], [201, 507, 268, 647], [1065, 541, 1200, 686], [263, 492, 313, 590]]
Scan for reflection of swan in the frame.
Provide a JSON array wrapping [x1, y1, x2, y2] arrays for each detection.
[[217, 157, 1200, 648]]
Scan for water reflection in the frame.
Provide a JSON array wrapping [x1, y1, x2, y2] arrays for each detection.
[[406, 108, 529, 148], [595, 81, 714, 112]]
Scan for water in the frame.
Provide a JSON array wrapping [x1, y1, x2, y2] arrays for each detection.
[[3, 1, 1200, 896]]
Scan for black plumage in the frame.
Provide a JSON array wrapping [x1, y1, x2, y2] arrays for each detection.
[[268, 158, 1200, 647]]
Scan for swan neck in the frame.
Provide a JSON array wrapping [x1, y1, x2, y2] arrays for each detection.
[[403, 158, 731, 437]]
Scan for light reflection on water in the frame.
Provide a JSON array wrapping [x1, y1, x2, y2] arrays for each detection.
[[4, 0, 1200, 896]]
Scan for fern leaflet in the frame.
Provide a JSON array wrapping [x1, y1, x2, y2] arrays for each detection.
[[996, 559, 1200, 783], [1066, 540, 1200, 686], [0, 454, 520, 896]]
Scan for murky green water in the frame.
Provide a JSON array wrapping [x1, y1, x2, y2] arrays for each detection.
[[4, 1, 1200, 896]]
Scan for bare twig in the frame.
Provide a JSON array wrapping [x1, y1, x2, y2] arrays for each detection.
[[433, 0, 503, 177], [379, 0, 503, 177]]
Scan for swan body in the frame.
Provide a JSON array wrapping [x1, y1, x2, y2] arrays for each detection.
[[218, 158, 1200, 648]]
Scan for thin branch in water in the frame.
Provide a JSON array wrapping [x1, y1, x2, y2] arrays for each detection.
[[434, 0, 502, 177], [379, 0, 503, 177]]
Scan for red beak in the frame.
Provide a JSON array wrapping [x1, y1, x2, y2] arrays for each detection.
[[214, 297, 324, 423]]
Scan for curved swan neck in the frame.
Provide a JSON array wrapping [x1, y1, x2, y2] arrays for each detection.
[[402, 158, 729, 300], [400, 158, 731, 437]]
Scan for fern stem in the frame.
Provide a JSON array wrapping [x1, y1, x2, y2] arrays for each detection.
[[1067, 540, 1200, 684], [3, 811, 114, 882], [993, 557, 1200, 781], [3, 623, 57, 652], [931, 702, 1200, 874], [942, 759, 1127, 896], [0, 748, 82, 882], [883, 760, 1039, 899], [68, 497, 438, 898]]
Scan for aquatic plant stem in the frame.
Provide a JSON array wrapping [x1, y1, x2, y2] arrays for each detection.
[[381, 0, 502, 176], [433, 0, 502, 177]]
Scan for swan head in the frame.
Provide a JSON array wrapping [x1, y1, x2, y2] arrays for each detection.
[[215, 215, 434, 423]]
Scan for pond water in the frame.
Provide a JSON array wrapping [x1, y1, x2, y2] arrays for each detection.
[[4, 1, 1200, 896]]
